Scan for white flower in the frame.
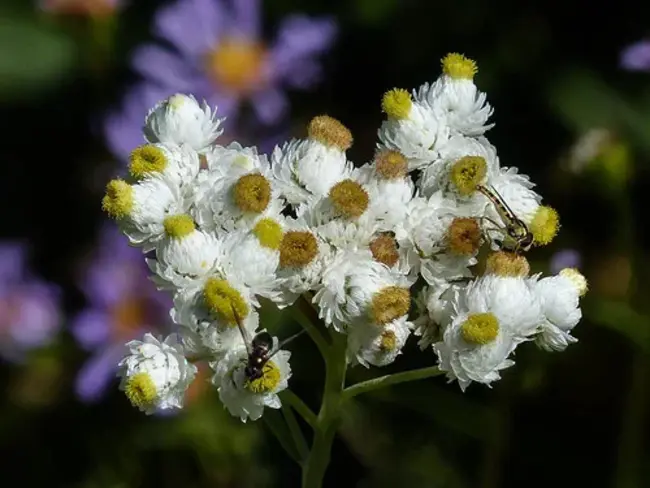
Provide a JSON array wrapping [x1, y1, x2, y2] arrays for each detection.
[[129, 142, 200, 188], [413, 281, 463, 350], [271, 138, 354, 211], [347, 316, 412, 367], [532, 272, 582, 351], [212, 344, 291, 422], [117, 333, 196, 414], [171, 274, 259, 357], [433, 312, 516, 392], [314, 250, 411, 332], [204, 142, 270, 179], [377, 101, 450, 171], [192, 150, 278, 233], [433, 273, 544, 390], [108, 174, 189, 251], [220, 228, 285, 305], [147, 229, 224, 291], [144, 94, 224, 153], [418, 76, 493, 137], [276, 221, 334, 304], [417, 135, 499, 203], [486, 166, 541, 226]]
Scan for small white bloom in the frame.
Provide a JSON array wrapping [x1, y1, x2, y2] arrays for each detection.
[[532, 272, 582, 351], [347, 316, 412, 367], [419, 77, 494, 137], [314, 250, 411, 331], [433, 273, 544, 390], [221, 228, 285, 305], [203, 142, 270, 179], [171, 275, 259, 357], [144, 94, 224, 153], [147, 229, 224, 291], [413, 281, 463, 350], [377, 100, 450, 171], [417, 135, 499, 203], [212, 344, 291, 422], [117, 333, 197, 414], [129, 142, 200, 188], [271, 138, 354, 211], [115, 175, 189, 251], [486, 166, 541, 227]]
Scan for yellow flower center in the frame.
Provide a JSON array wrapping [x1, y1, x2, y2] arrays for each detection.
[[329, 179, 369, 218], [307, 115, 353, 151], [203, 278, 249, 326], [232, 173, 271, 213], [375, 149, 408, 179], [369, 233, 400, 268], [560, 268, 588, 297], [529, 206, 560, 246], [460, 313, 499, 345], [205, 38, 267, 94], [379, 330, 397, 351], [129, 145, 167, 179], [124, 372, 157, 409], [102, 179, 133, 219], [370, 286, 411, 325], [253, 218, 283, 250], [447, 217, 482, 256], [381, 88, 412, 120], [279, 231, 318, 268], [245, 360, 281, 394], [441, 53, 478, 80], [163, 214, 195, 239], [450, 156, 487, 196], [485, 251, 530, 277]]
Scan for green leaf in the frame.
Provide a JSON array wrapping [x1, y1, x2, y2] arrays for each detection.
[[0, 12, 76, 99]]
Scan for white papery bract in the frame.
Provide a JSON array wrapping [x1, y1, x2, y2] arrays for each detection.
[[106, 52, 582, 422], [144, 93, 224, 153], [532, 270, 583, 351], [117, 333, 197, 414], [272, 138, 353, 213]]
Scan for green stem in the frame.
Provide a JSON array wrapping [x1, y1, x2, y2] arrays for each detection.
[[301, 332, 348, 488], [281, 390, 317, 428], [283, 404, 309, 462], [294, 296, 330, 357], [342, 366, 442, 400]]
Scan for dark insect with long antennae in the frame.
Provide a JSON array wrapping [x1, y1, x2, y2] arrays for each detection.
[[230, 305, 306, 381], [476, 184, 533, 254]]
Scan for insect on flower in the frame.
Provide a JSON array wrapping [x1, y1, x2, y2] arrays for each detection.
[[477, 184, 534, 254], [231, 305, 305, 381]]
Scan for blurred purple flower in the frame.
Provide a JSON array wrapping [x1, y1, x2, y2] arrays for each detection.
[[0, 243, 62, 363], [103, 0, 337, 160], [620, 40, 650, 71], [71, 223, 173, 403], [38, 0, 123, 17], [550, 248, 582, 275]]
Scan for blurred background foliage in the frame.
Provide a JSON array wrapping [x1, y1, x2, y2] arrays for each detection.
[[1, 0, 650, 486]]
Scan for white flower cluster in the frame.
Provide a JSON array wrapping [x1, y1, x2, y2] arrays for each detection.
[[106, 54, 587, 420]]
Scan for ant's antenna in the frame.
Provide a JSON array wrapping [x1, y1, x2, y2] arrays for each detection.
[[231, 304, 253, 357], [267, 328, 307, 360]]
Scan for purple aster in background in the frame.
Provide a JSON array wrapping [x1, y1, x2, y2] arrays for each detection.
[[71, 223, 173, 403], [0, 243, 62, 363], [620, 39, 650, 71], [550, 248, 582, 275], [103, 0, 337, 161]]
